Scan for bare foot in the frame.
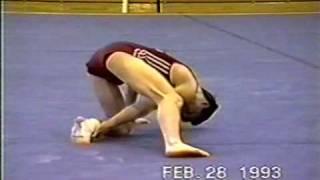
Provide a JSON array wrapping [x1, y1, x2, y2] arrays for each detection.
[[165, 143, 210, 158]]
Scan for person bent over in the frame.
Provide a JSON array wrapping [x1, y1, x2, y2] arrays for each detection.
[[71, 41, 219, 158]]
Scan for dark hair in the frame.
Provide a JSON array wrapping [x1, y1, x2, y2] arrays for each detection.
[[181, 88, 219, 126]]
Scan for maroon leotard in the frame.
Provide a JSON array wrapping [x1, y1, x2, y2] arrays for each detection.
[[86, 41, 186, 85]]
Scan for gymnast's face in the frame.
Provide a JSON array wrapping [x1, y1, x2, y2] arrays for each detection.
[[183, 86, 209, 117]]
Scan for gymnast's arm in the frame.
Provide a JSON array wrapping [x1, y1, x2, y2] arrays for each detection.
[[96, 83, 194, 136], [96, 95, 156, 135]]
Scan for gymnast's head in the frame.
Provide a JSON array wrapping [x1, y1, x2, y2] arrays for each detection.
[[181, 88, 219, 126]]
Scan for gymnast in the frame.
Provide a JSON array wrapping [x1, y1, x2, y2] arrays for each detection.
[[71, 41, 219, 157]]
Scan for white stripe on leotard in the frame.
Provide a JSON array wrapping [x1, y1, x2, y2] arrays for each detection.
[[133, 48, 171, 75]]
